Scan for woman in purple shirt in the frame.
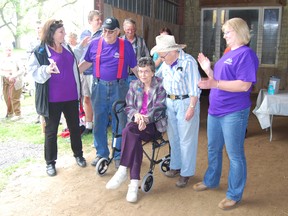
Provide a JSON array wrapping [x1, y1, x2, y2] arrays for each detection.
[[105, 57, 167, 203], [28, 19, 86, 177], [194, 18, 259, 210]]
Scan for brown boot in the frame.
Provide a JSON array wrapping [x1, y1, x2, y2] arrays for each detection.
[[165, 169, 180, 178]]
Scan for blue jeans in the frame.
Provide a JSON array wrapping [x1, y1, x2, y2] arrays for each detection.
[[166, 97, 200, 177], [203, 107, 250, 202], [127, 75, 137, 86], [90, 79, 128, 159]]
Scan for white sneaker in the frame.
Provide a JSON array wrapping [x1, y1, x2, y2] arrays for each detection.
[[126, 180, 138, 203], [106, 168, 127, 189], [10, 115, 22, 121]]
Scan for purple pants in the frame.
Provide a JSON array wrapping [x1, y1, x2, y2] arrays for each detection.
[[120, 122, 160, 179]]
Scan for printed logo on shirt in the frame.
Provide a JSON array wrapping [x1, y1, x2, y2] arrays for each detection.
[[114, 52, 120, 58], [224, 58, 232, 65]]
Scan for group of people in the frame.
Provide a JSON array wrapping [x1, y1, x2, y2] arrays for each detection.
[[26, 11, 258, 210]]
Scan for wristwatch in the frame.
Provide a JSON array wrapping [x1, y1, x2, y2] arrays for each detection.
[[190, 104, 194, 109]]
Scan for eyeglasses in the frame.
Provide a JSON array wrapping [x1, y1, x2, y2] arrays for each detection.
[[124, 28, 135, 33], [160, 52, 170, 59], [138, 69, 152, 75], [103, 29, 117, 35], [53, 20, 63, 25], [223, 30, 234, 35], [50, 20, 63, 30]]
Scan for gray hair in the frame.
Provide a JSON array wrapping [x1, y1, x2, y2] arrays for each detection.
[[123, 18, 136, 27], [138, 57, 155, 73]]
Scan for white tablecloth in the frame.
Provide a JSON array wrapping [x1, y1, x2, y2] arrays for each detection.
[[253, 89, 288, 129]]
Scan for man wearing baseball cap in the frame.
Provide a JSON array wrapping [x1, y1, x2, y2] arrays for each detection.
[[79, 17, 137, 169]]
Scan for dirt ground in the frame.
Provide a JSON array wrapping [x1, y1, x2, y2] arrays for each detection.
[[0, 94, 288, 216]]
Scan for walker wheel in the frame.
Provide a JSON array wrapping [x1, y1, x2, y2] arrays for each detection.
[[159, 157, 170, 174], [95, 158, 109, 176], [141, 173, 154, 193]]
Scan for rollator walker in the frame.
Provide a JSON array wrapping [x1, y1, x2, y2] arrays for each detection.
[[95, 100, 170, 193]]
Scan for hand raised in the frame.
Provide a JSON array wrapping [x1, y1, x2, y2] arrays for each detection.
[[197, 53, 211, 72], [47, 59, 60, 74]]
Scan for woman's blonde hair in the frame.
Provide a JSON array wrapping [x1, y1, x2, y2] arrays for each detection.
[[222, 17, 251, 45]]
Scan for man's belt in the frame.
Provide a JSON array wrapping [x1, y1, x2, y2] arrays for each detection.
[[167, 94, 189, 100]]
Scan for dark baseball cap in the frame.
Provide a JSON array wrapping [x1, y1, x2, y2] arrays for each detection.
[[102, 17, 120, 30]]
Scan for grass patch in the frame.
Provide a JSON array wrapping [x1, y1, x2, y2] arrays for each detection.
[[0, 92, 95, 191], [0, 121, 44, 144]]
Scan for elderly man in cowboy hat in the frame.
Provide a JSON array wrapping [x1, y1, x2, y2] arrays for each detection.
[[152, 35, 201, 187]]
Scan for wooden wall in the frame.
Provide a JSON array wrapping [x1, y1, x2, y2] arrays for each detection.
[[200, 0, 286, 7], [103, 4, 181, 51], [101, 1, 288, 91]]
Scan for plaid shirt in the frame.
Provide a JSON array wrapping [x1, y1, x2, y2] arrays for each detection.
[[120, 35, 149, 59], [125, 76, 167, 132]]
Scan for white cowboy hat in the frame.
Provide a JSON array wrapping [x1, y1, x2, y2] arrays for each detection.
[[150, 35, 186, 56]]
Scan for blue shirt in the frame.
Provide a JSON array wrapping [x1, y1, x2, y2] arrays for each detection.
[[155, 50, 201, 98]]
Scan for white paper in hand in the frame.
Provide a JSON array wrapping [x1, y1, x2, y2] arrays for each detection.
[[48, 58, 60, 74]]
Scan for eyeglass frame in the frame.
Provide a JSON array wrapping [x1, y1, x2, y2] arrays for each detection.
[[53, 20, 63, 25], [223, 30, 234, 35], [160, 52, 170, 59], [50, 20, 63, 30], [103, 28, 118, 35], [138, 68, 153, 75]]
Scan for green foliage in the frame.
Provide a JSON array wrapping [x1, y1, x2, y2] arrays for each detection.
[[0, 88, 95, 191], [0, 121, 43, 144], [0, 0, 79, 48]]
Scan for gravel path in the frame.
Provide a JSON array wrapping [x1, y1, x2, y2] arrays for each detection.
[[0, 95, 43, 170], [0, 141, 43, 170]]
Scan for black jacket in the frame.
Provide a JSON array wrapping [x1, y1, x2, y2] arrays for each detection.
[[33, 44, 50, 118]]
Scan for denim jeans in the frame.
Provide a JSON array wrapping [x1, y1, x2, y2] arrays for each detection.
[[127, 75, 137, 86], [166, 97, 200, 177], [91, 78, 128, 159], [203, 107, 250, 202]]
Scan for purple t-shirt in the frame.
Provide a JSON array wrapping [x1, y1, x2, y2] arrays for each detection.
[[84, 37, 137, 81], [209, 46, 259, 116], [48, 47, 78, 102]]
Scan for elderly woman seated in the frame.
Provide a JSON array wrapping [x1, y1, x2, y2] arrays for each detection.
[[105, 57, 167, 203]]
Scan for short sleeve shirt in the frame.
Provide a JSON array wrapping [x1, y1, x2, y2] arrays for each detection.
[[209, 46, 259, 116], [84, 37, 137, 81]]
